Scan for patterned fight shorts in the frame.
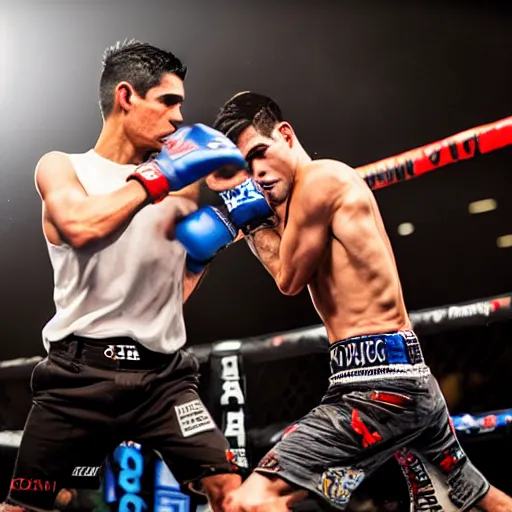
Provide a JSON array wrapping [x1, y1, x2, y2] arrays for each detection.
[[255, 331, 490, 511]]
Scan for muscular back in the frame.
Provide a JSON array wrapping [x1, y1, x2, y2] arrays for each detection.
[[299, 161, 411, 342]]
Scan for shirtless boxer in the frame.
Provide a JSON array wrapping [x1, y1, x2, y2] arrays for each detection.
[[177, 91, 512, 512], [0, 41, 264, 512]]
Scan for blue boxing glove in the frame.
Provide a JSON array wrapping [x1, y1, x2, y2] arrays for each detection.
[[176, 179, 276, 273], [218, 178, 276, 235], [175, 206, 237, 273], [128, 124, 247, 203]]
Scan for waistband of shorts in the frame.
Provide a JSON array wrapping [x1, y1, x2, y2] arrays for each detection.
[[329, 330, 430, 385], [49, 335, 178, 371]]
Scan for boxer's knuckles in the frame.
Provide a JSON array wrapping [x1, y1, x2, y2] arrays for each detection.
[[158, 195, 199, 240]]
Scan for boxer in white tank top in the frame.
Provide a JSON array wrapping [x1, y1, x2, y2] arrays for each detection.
[[2, 40, 243, 512], [40, 148, 188, 355]]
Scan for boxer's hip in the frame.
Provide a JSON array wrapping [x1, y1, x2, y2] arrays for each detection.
[[31, 335, 200, 422], [329, 330, 430, 386]]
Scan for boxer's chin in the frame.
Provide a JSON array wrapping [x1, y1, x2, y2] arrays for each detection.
[[206, 168, 250, 191]]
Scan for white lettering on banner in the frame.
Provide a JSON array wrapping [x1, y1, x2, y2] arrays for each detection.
[[220, 354, 248, 468], [221, 381, 245, 405], [220, 355, 245, 405], [448, 302, 491, 319], [411, 300, 494, 326], [175, 399, 215, 438], [103, 345, 140, 361], [225, 410, 246, 447], [330, 339, 387, 370], [221, 355, 240, 380], [72, 466, 101, 477], [410, 308, 448, 325]]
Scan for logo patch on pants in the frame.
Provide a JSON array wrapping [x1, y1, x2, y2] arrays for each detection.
[[318, 467, 365, 506], [175, 399, 215, 438], [103, 345, 140, 361]]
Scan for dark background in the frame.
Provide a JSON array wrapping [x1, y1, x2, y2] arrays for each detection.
[[0, 0, 511, 361]]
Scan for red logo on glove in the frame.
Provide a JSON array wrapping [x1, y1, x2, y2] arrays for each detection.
[[137, 163, 162, 181], [164, 137, 199, 158]]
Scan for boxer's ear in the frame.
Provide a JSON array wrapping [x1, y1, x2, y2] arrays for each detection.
[[206, 169, 251, 192], [277, 122, 294, 147], [116, 82, 137, 112]]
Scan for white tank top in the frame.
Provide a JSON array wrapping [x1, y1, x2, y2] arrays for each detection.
[[40, 149, 187, 354]]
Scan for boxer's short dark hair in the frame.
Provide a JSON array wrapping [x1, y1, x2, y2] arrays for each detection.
[[213, 92, 284, 143], [99, 39, 187, 118]]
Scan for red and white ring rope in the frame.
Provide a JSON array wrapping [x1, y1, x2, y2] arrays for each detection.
[[357, 115, 512, 191]]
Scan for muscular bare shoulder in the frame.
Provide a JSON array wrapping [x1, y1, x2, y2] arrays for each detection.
[[35, 151, 77, 198], [294, 159, 355, 214]]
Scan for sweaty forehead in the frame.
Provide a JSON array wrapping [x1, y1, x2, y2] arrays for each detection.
[[236, 125, 271, 157]]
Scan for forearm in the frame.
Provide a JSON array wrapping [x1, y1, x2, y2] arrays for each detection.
[[183, 267, 208, 303], [246, 229, 282, 279], [60, 181, 149, 247]]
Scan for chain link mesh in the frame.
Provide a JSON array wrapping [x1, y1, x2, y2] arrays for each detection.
[[199, 321, 512, 429], [196, 320, 512, 510]]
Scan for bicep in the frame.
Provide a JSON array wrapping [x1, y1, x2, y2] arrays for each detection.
[[280, 212, 329, 267], [36, 152, 88, 227], [277, 194, 332, 295], [183, 268, 207, 303], [280, 169, 339, 270]]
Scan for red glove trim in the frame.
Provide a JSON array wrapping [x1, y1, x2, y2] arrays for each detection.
[[128, 162, 170, 202]]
